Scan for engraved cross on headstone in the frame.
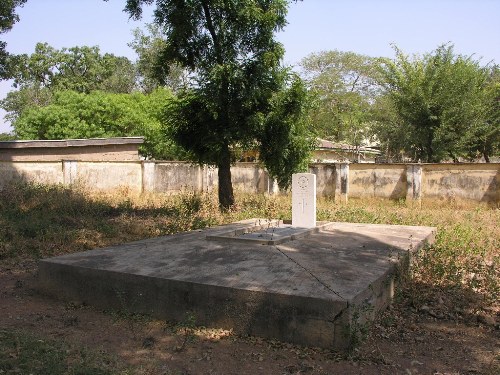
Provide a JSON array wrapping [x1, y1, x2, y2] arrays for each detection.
[[292, 173, 316, 228]]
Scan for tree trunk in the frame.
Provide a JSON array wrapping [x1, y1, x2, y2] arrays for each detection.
[[483, 151, 490, 163], [217, 144, 234, 210]]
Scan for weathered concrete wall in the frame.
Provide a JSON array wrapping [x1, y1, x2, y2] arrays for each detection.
[[150, 162, 274, 194], [309, 163, 336, 197], [75, 162, 143, 193], [0, 160, 498, 203], [421, 163, 499, 202], [154, 162, 207, 193], [231, 163, 271, 193], [349, 164, 407, 199], [0, 161, 63, 188]]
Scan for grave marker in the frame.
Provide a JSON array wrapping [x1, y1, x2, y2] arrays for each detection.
[[292, 173, 316, 228]]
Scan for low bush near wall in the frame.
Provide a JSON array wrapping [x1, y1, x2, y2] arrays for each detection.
[[1, 182, 498, 310]]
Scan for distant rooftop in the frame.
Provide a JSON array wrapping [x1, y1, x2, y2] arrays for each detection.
[[316, 139, 380, 154], [0, 137, 145, 162], [0, 137, 144, 149]]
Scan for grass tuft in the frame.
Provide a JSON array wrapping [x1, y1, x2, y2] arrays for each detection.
[[0, 329, 124, 374]]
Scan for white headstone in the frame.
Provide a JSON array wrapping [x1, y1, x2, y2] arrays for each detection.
[[292, 173, 316, 228]]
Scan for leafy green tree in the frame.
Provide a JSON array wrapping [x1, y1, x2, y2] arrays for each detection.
[[370, 94, 408, 161], [122, 0, 313, 209], [1, 43, 137, 125], [258, 77, 314, 188], [0, 132, 16, 140], [300, 50, 382, 147], [9, 43, 136, 93], [129, 23, 188, 93], [14, 89, 185, 160], [0, 86, 53, 125], [0, 0, 26, 79], [379, 44, 490, 162], [460, 65, 500, 162], [484, 67, 500, 159]]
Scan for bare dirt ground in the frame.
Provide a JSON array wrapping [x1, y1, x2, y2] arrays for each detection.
[[1, 262, 498, 375]]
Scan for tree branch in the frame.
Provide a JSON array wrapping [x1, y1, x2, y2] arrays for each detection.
[[200, 0, 222, 64]]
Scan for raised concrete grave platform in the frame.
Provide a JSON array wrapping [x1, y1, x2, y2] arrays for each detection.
[[37, 220, 436, 350]]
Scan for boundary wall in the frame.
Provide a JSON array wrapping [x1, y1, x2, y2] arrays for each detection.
[[0, 160, 498, 203]]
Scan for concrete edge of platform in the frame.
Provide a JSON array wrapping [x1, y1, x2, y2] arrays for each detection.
[[35, 222, 437, 351], [36, 261, 351, 349], [344, 226, 436, 342]]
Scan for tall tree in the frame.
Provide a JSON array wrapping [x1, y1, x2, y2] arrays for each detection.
[[0, 0, 26, 79], [121, 0, 313, 209], [129, 23, 188, 93], [9, 43, 136, 93], [379, 44, 490, 162], [300, 50, 382, 147], [1, 43, 137, 125]]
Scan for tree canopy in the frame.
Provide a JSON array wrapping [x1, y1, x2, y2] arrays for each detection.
[[14, 88, 185, 160], [300, 50, 382, 147], [129, 23, 188, 93], [0, 0, 26, 79], [123, 0, 313, 209], [379, 45, 494, 162], [8, 43, 136, 93], [464, 65, 500, 162], [1, 43, 137, 126]]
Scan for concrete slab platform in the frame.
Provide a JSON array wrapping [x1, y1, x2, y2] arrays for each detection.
[[37, 220, 436, 350]]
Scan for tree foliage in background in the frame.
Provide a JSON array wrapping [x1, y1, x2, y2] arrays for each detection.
[[369, 93, 408, 161], [123, 0, 313, 209], [0, 132, 15, 140], [1, 43, 137, 125], [0, 0, 26, 79], [460, 65, 499, 162], [300, 50, 382, 147], [14, 88, 185, 159], [379, 45, 492, 162], [129, 23, 188, 93], [258, 77, 314, 187], [8, 42, 137, 93]]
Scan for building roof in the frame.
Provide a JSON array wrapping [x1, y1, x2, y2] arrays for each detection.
[[316, 139, 380, 154], [0, 137, 144, 149]]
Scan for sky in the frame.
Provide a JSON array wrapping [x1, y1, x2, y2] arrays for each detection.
[[1, 0, 499, 133]]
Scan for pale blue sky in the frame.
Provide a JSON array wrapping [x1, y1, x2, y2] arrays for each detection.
[[1, 0, 499, 132]]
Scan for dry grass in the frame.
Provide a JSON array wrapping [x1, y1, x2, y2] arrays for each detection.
[[1, 182, 498, 304], [0, 182, 498, 374], [317, 197, 499, 302]]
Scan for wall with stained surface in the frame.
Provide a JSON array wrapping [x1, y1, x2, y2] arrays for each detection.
[[0, 161, 498, 203]]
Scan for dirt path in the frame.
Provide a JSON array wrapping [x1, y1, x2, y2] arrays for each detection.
[[1, 267, 498, 375]]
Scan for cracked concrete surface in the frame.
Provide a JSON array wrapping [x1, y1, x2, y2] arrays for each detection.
[[37, 219, 436, 349]]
